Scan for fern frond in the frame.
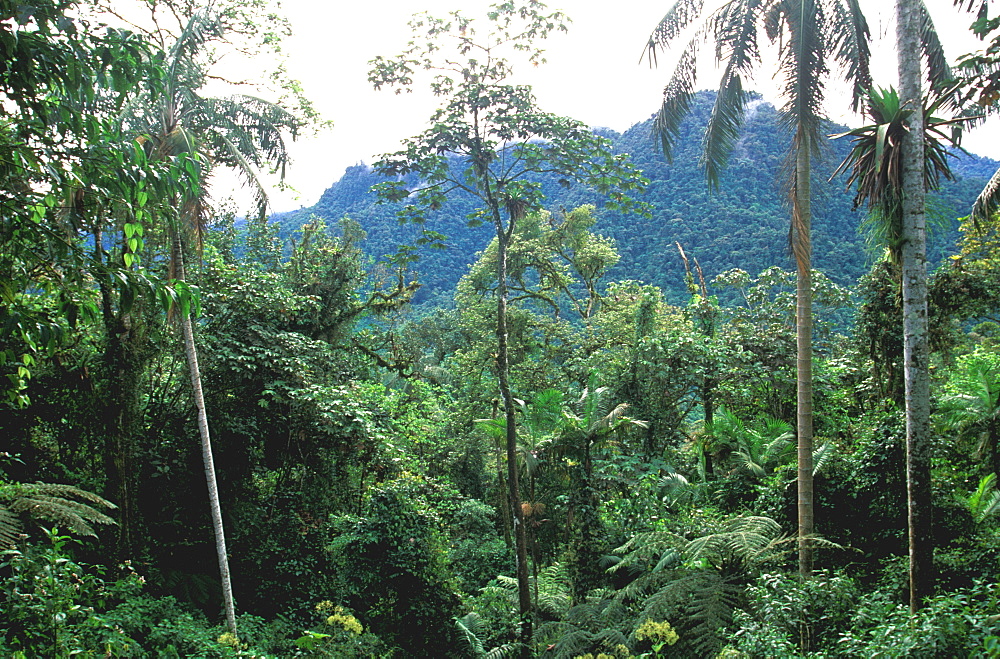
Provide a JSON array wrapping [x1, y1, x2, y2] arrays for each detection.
[[612, 530, 686, 569], [685, 516, 782, 568], [0, 482, 116, 545], [455, 612, 486, 656], [536, 621, 595, 659], [535, 563, 572, 617], [484, 642, 521, 659], [812, 440, 835, 475], [684, 572, 741, 656], [0, 504, 20, 548]]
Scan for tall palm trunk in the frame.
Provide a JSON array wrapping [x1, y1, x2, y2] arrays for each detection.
[[896, 0, 933, 612], [175, 238, 238, 635], [794, 134, 814, 578]]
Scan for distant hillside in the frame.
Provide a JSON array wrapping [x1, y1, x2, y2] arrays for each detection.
[[271, 91, 995, 304]]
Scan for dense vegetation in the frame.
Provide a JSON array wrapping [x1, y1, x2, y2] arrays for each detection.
[[4, 0, 1000, 657]]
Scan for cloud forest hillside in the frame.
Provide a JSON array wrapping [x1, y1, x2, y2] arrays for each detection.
[[274, 91, 994, 303]]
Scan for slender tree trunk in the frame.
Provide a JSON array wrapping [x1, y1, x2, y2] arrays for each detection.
[[176, 245, 238, 635], [794, 134, 814, 578], [495, 226, 532, 656], [896, 0, 933, 612]]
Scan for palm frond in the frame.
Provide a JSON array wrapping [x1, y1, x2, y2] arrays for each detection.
[[970, 474, 1000, 523], [824, 0, 872, 111], [778, 0, 826, 156], [646, 0, 708, 59], [652, 41, 700, 160], [918, 1, 953, 93], [970, 165, 1000, 225], [702, 71, 748, 188], [700, 0, 772, 186]]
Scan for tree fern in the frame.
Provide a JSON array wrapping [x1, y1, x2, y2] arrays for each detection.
[[0, 482, 117, 547], [535, 595, 630, 659], [611, 516, 784, 656], [454, 612, 522, 658]]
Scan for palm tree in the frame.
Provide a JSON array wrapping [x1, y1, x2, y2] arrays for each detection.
[[833, 87, 964, 263], [120, 9, 297, 634], [705, 407, 795, 479], [831, 3, 957, 604], [645, 0, 871, 576], [833, 74, 960, 613]]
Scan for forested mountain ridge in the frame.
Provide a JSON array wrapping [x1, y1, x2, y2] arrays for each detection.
[[273, 91, 995, 303]]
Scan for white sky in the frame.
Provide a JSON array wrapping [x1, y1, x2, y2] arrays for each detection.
[[211, 0, 1000, 213]]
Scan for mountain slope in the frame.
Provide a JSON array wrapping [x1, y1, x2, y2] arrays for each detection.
[[271, 91, 993, 304]]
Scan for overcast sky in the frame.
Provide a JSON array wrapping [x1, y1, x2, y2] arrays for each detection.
[[214, 0, 1000, 213]]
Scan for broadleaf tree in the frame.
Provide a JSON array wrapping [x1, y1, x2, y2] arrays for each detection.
[[369, 2, 647, 651]]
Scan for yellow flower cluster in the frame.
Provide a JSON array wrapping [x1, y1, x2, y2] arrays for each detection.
[[217, 632, 239, 647], [634, 619, 679, 646], [314, 601, 364, 635], [326, 607, 363, 635]]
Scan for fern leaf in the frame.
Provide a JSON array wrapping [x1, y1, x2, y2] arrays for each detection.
[[0, 504, 21, 548]]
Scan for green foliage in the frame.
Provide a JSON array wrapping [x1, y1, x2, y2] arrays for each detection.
[[611, 516, 785, 657], [291, 601, 389, 658], [448, 500, 514, 594], [326, 474, 465, 657], [730, 570, 859, 655], [964, 473, 1000, 524], [836, 581, 1000, 657], [0, 528, 139, 657]]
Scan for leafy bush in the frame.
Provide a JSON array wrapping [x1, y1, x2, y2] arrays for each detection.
[[0, 529, 138, 657], [836, 580, 1000, 657], [326, 474, 465, 657], [291, 601, 389, 657], [729, 570, 858, 656]]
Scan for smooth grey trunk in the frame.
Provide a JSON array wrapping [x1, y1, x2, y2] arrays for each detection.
[[176, 249, 238, 635], [794, 134, 814, 578], [896, 0, 933, 612]]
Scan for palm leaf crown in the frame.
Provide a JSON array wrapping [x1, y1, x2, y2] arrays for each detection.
[[645, 0, 873, 188]]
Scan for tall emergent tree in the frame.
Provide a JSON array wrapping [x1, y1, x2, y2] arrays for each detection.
[[369, 2, 646, 651], [643, 0, 871, 576], [831, 2, 953, 610], [896, 0, 933, 611]]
